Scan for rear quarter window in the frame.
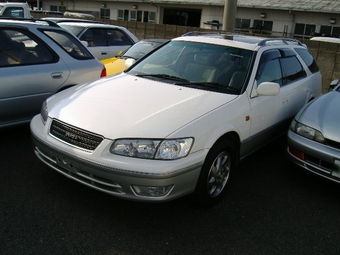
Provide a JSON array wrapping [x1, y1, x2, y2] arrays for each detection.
[[295, 48, 319, 73], [43, 29, 94, 60]]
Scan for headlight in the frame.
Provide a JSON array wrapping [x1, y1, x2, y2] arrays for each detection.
[[110, 138, 194, 160], [290, 119, 325, 143], [40, 101, 48, 125]]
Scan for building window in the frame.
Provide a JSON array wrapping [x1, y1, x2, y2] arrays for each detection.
[[137, 10, 143, 22], [59, 6, 66, 12], [117, 9, 129, 21], [332, 26, 340, 38], [235, 18, 251, 30], [320, 25, 332, 36], [117, 9, 124, 20], [130, 10, 137, 21], [100, 8, 110, 19], [253, 20, 273, 34], [320, 25, 340, 37], [148, 12, 156, 22], [49, 5, 65, 12], [294, 23, 316, 38]]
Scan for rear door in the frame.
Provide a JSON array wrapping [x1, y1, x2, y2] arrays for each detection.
[[0, 27, 69, 127], [106, 28, 134, 58], [81, 28, 110, 60]]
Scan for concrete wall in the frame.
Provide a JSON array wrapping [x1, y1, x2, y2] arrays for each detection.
[[302, 38, 340, 93]]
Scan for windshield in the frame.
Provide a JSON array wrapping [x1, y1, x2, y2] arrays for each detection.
[[59, 24, 84, 37], [128, 40, 253, 94], [122, 40, 165, 60]]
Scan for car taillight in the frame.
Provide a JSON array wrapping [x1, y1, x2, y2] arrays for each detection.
[[100, 67, 107, 77]]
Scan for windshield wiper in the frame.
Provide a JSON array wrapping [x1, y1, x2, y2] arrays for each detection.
[[175, 81, 239, 93], [122, 55, 136, 60], [136, 73, 189, 82]]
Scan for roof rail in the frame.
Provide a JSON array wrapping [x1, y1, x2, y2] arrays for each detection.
[[0, 17, 60, 27], [182, 30, 238, 37], [257, 38, 303, 46]]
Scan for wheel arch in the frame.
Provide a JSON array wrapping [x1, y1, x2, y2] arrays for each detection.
[[207, 131, 241, 167]]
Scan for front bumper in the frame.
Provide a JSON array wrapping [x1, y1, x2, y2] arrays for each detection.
[[30, 115, 205, 202], [287, 129, 340, 183]]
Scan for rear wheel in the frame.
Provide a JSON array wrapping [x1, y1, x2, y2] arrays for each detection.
[[194, 139, 236, 207]]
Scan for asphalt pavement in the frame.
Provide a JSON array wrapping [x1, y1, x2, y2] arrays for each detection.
[[1, 124, 340, 255]]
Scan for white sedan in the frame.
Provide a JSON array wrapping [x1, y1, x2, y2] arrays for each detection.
[[58, 22, 139, 60]]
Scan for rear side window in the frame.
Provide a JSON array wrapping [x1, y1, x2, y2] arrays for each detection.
[[107, 29, 134, 46], [0, 28, 56, 67], [295, 48, 319, 73], [43, 29, 94, 60]]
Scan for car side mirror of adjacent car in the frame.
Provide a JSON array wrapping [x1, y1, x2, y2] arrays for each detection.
[[329, 79, 340, 91], [257, 82, 280, 96], [81, 40, 88, 47], [125, 58, 136, 69]]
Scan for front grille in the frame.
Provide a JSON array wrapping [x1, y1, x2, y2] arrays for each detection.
[[325, 139, 340, 150], [50, 120, 103, 151]]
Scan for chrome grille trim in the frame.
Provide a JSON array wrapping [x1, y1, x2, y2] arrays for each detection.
[[49, 119, 103, 151]]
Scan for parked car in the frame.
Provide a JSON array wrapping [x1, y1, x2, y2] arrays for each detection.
[[0, 19, 106, 128], [287, 80, 340, 183], [102, 38, 169, 75], [31, 33, 322, 206], [57, 21, 139, 60], [310, 37, 340, 43]]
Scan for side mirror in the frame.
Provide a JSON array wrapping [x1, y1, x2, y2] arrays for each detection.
[[125, 58, 136, 69], [330, 79, 339, 91], [117, 50, 123, 56], [81, 40, 88, 47], [257, 82, 280, 96]]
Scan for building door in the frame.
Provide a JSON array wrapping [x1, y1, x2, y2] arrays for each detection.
[[163, 8, 201, 27]]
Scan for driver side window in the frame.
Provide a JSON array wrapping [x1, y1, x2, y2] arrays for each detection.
[[256, 49, 283, 86], [257, 58, 282, 85]]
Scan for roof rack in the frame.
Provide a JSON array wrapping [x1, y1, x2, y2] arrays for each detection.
[[257, 38, 303, 46], [182, 31, 239, 37], [0, 17, 60, 27], [182, 31, 304, 47]]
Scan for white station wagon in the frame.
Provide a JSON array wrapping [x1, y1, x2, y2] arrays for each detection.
[[30, 33, 322, 206]]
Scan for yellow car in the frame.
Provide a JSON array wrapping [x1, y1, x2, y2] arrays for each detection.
[[101, 38, 168, 76]]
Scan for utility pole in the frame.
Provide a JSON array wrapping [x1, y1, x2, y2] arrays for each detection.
[[222, 0, 237, 31]]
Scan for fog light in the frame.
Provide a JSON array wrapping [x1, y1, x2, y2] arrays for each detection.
[[289, 146, 305, 160], [132, 185, 173, 197]]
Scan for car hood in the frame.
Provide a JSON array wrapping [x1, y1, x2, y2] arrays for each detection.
[[297, 91, 340, 142], [48, 74, 237, 139]]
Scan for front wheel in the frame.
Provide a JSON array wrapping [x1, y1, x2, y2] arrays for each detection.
[[194, 139, 236, 207]]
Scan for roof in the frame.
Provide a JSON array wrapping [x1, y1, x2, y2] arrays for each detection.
[[175, 32, 306, 51], [136, 0, 340, 14], [58, 22, 122, 28]]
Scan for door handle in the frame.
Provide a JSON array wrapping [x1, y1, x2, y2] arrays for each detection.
[[101, 52, 108, 55], [51, 72, 63, 79]]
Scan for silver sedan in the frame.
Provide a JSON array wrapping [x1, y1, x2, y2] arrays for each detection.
[[287, 82, 340, 182], [0, 19, 106, 128]]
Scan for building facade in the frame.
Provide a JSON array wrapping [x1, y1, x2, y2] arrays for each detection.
[[26, 0, 340, 38]]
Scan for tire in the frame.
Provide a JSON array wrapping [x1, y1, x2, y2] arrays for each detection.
[[194, 139, 236, 207]]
